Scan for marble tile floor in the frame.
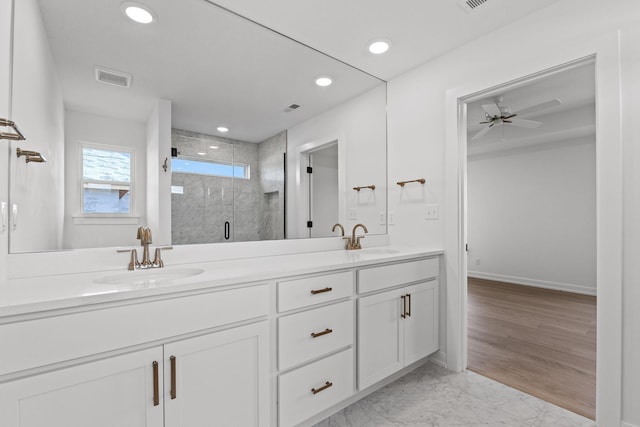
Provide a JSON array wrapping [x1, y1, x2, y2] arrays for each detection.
[[313, 362, 595, 427]]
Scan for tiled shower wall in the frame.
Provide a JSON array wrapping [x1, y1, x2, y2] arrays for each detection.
[[171, 129, 285, 244]]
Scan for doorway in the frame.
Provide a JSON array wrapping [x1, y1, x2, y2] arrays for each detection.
[[462, 59, 597, 418]]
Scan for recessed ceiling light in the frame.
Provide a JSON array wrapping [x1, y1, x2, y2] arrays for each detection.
[[368, 40, 390, 55], [121, 2, 156, 24], [315, 76, 333, 87], [197, 152, 206, 156], [217, 126, 229, 133]]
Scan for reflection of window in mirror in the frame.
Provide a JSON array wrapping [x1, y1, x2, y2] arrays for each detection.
[[80, 142, 134, 215], [171, 157, 250, 180]]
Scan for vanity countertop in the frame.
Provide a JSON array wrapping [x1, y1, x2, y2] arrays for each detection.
[[0, 246, 442, 319]]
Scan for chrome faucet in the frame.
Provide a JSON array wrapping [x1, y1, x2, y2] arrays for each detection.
[[332, 223, 345, 236], [344, 223, 368, 250]]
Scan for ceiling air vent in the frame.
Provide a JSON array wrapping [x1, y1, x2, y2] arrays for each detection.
[[284, 104, 301, 112], [95, 67, 132, 88], [457, 0, 488, 13]]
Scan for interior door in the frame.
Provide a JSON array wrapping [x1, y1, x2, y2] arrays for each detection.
[[308, 144, 339, 238]]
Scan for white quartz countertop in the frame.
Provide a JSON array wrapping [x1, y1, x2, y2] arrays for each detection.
[[0, 246, 442, 318]]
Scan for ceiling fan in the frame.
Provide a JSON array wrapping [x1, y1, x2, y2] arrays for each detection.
[[471, 97, 562, 140]]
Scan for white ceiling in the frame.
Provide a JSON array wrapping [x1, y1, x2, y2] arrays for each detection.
[[466, 62, 596, 157], [29, 0, 566, 143], [210, 0, 562, 80]]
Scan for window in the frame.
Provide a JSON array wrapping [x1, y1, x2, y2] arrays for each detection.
[[171, 157, 249, 179], [80, 143, 134, 215]]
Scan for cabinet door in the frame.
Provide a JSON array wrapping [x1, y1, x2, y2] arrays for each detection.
[[0, 347, 163, 427], [357, 288, 405, 389], [164, 321, 270, 427], [404, 280, 439, 365]]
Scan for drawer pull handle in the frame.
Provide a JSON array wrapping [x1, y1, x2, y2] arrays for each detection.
[[311, 328, 333, 338], [401, 295, 406, 318], [170, 355, 177, 400], [311, 381, 333, 395], [152, 361, 159, 407], [406, 293, 412, 317], [310, 287, 332, 295]]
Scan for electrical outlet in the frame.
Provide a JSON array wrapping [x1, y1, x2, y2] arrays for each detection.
[[388, 211, 394, 225], [475, 258, 481, 266], [425, 204, 439, 220], [379, 211, 386, 225]]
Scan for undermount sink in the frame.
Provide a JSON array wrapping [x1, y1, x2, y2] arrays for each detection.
[[94, 268, 205, 287], [355, 248, 401, 255]]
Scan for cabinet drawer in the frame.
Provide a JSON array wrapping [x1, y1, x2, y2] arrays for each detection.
[[278, 348, 354, 427], [278, 271, 353, 312], [357, 258, 438, 294], [278, 301, 353, 370]]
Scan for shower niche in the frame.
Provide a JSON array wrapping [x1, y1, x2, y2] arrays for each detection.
[[170, 129, 286, 244]]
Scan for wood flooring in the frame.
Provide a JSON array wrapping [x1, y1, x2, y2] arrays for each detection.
[[467, 277, 596, 420]]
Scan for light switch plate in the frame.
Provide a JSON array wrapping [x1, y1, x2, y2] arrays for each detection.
[[425, 204, 439, 220]]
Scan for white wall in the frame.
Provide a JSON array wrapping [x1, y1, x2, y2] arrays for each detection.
[[467, 138, 596, 295], [287, 84, 386, 238], [63, 110, 147, 249], [0, 0, 11, 282], [9, 0, 65, 253], [146, 99, 172, 246], [386, 0, 640, 424]]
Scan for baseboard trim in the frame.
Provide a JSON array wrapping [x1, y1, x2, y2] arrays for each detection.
[[621, 422, 639, 427], [468, 271, 596, 296], [429, 350, 447, 368]]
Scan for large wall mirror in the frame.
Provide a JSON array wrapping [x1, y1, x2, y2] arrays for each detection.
[[9, 0, 387, 253]]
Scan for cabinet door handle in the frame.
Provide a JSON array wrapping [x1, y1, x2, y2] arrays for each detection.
[[224, 221, 230, 240], [401, 295, 406, 318], [310, 328, 333, 338], [406, 293, 412, 317], [311, 381, 333, 395], [152, 361, 159, 407], [310, 287, 332, 295], [170, 355, 177, 400]]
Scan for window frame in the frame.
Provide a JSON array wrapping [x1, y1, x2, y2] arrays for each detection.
[[77, 141, 136, 220], [171, 156, 250, 180]]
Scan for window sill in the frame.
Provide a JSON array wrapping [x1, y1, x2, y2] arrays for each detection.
[[72, 215, 140, 225]]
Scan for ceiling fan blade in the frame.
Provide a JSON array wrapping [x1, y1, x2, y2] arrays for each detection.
[[471, 125, 493, 140], [508, 118, 542, 128], [514, 98, 562, 116], [482, 103, 502, 117]]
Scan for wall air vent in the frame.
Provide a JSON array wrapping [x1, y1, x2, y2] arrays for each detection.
[[95, 67, 132, 88], [457, 0, 488, 13]]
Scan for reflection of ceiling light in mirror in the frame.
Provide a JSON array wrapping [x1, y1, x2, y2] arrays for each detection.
[[209, 145, 219, 149], [368, 40, 390, 55], [121, 2, 156, 24], [197, 152, 206, 156], [315, 76, 333, 87], [217, 127, 229, 133]]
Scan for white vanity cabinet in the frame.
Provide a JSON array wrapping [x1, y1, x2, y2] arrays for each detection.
[[0, 249, 443, 427], [163, 321, 270, 427], [0, 284, 271, 427], [357, 258, 439, 390], [0, 321, 270, 427], [276, 271, 355, 427], [0, 347, 165, 427]]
